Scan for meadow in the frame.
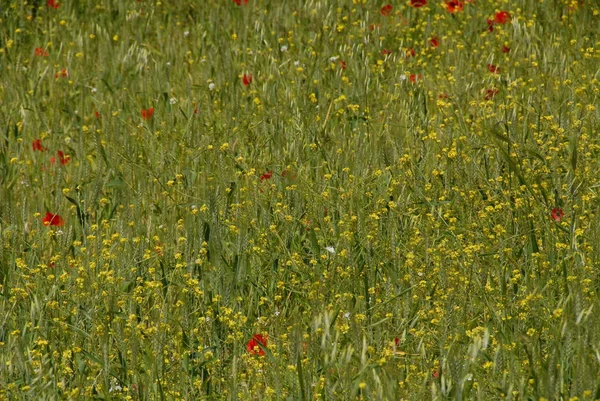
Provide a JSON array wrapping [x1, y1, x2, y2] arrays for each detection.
[[1, 0, 599, 399]]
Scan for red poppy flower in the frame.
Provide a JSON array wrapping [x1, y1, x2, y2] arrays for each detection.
[[380, 4, 393, 16], [406, 48, 416, 57], [233, 0, 248, 4], [487, 19, 495, 32], [445, 1, 463, 13], [47, 0, 60, 8], [438, 93, 449, 99], [551, 208, 564, 222], [54, 68, 68, 78], [242, 73, 253, 86], [57, 150, 70, 165], [141, 107, 154, 120], [501, 45, 511, 53], [409, 74, 422, 83], [50, 151, 70, 165], [433, 370, 440, 378], [484, 88, 499, 100], [339, 60, 347, 70], [488, 64, 500, 74], [42, 212, 65, 227], [429, 37, 439, 48], [246, 334, 268, 355], [394, 337, 400, 346], [494, 11, 511, 24], [260, 170, 273, 181], [381, 49, 393, 56], [35, 47, 49, 57], [410, 0, 427, 8], [32, 139, 46, 152], [94, 111, 101, 118]]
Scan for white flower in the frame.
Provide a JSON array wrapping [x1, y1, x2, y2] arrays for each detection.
[[280, 45, 288, 52], [325, 246, 336, 255], [208, 82, 215, 91], [329, 56, 339, 62], [183, 31, 190, 37], [399, 74, 407, 81], [91, 87, 97, 93], [169, 97, 177, 105], [109, 379, 122, 393], [166, 62, 171, 67], [294, 60, 300, 66], [343, 312, 351, 319]]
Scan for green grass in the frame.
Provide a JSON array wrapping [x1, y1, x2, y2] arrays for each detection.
[[1, 0, 599, 399]]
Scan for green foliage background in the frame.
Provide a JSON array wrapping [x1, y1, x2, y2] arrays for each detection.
[[0, 0, 599, 399]]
